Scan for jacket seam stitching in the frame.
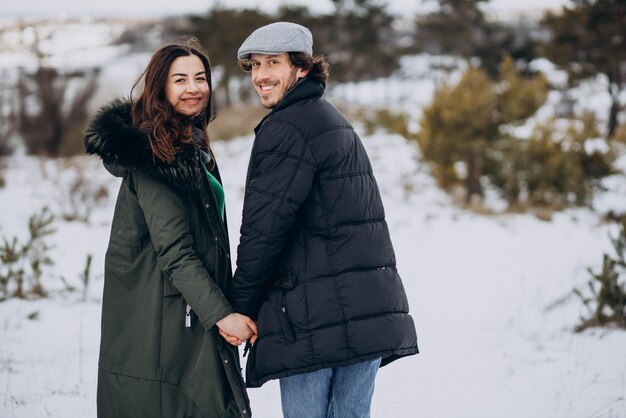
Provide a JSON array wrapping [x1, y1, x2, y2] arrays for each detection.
[[255, 137, 308, 279], [255, 150, 316, 167], [306, 218, 386, 232], [315, 180, 333, 270], [248, 186, 301, 206], [240, 223, 272, 239], [262, 119, 320, 167], [308, 125, 354, 142], [320, 171, 373, 181], [297, 266, 396, 284], [265, 311, 411, 336]]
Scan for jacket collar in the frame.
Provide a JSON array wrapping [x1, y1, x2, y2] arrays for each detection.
[[255, 77, 325, 133], [84, 99, 203, 190]]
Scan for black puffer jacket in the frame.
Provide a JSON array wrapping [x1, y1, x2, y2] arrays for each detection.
[[229, 77, 418, 388]]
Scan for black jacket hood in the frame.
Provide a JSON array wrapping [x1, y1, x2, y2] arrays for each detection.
[[84, 99, 204, 190]]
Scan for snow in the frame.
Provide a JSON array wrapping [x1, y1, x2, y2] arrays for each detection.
[[1, 131, 626, 417], [1, 11, 626, 418]]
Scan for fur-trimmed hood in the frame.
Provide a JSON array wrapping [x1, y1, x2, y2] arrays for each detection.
[[84, 99, 205, 190]]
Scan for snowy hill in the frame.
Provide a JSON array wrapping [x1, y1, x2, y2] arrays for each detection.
[[1, 132, 625, 417]]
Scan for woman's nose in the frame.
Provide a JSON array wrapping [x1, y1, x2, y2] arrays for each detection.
[[186, 81, 199, 93]]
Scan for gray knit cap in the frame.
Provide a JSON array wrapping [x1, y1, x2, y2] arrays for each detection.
[[237, 22, 313, 60]]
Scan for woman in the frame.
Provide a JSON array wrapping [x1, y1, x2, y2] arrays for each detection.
[[84, 40, 256, 418]]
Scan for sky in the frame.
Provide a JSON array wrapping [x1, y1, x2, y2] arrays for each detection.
[[0, 0, 571, 21]]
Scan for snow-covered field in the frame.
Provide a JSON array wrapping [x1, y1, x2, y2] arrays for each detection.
[[1, 11, 626, 418], [1, 131, 625, 417]]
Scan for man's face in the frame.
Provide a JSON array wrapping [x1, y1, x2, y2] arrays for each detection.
[[250, 53, 309, 109]]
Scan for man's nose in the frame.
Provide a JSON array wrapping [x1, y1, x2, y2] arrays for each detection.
[[256, 64, 271, 80]]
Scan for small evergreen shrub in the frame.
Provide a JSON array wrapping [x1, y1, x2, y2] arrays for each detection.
[[574, 222, 626, 331], [418, 56, 615, 212], [417, 56, 549, 202], [59, 253, 94, 301], [524, 112, 614, 209]]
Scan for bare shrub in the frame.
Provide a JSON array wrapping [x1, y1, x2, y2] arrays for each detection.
[[0, 207, 56, 301], [55, 161, 109, 223], [0, 69, 15, 158], [15, 67, 99, 157]]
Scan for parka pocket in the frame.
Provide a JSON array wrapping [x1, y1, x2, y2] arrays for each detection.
[[278, 290, 296, 345], [273, 273, 297, 344], [262, 272, 298, 344]]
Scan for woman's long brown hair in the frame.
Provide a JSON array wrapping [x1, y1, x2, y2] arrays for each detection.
[[130, 39, 215, 164]]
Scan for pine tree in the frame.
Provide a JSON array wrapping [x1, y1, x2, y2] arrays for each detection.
[[414, 0, 540, 76], [321, 0, 400, 81], [542, 0, 626, 137], [415, 0, 488, 55]]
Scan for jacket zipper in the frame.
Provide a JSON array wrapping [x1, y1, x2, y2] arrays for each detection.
[[185, 304, 192, 328]]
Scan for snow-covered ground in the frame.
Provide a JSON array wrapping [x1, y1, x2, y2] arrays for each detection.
[[1, 131, 625, 418]]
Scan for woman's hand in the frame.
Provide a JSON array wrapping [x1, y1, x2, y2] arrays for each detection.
[[216, 313, 258, 346]]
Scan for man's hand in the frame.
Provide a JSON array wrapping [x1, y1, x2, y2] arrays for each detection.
[[216, 313, 258, 346], [219, 328, 244, 346]]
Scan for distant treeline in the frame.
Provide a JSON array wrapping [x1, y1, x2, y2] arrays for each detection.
[[0, 0, 623, 167], [157, 0, 624, 139]]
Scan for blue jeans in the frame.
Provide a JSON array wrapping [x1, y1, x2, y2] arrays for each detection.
[[279, 358, 382, 418]]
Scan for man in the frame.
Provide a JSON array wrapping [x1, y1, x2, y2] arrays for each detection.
[[228, 21, 418, 418]]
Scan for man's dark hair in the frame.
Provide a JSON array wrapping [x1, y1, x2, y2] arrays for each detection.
[[288, 53, 329, 85], [238, 53, 330, 85]]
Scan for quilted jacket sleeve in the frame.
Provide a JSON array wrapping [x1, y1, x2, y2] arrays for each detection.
[[230, 120, 317, 319], [133, 171, 233, 329]]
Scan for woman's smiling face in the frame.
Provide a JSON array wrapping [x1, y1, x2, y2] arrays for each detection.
[[165, 54, 209, 117]]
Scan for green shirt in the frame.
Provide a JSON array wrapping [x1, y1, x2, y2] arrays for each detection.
[[204, 166, 225, 221]]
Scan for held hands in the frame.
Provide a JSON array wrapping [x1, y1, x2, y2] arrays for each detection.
[[216, 313, 258, 346]]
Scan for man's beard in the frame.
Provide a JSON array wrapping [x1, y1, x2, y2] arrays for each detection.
[[266, 67, 300, 109]]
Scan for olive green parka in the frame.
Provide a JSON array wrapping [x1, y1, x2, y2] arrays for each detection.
[[84, 100, 251, 418]]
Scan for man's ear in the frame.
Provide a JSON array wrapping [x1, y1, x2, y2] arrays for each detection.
[[297, 68, 309, 79]]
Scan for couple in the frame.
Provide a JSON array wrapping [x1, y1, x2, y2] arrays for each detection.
[[85, 22, 418, 418]]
